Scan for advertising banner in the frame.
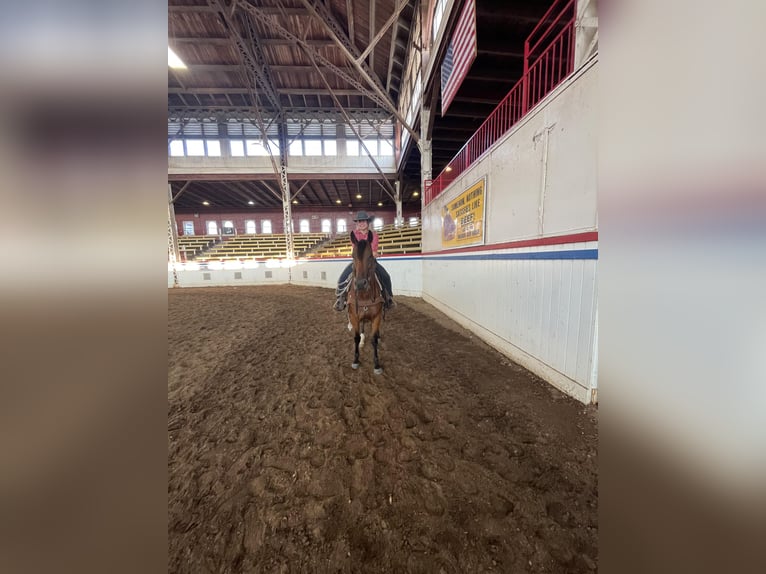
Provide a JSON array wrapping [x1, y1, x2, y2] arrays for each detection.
[[441, 177, 486, 248]]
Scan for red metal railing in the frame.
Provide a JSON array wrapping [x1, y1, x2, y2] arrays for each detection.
[[424, 0, 575, 206]]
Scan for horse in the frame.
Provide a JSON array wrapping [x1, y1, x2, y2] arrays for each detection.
[[346, 230, 385, 374]]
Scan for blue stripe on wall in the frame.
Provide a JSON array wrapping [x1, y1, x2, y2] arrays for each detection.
[[304, 249, 598, 262], [425, 249, 598, 261]]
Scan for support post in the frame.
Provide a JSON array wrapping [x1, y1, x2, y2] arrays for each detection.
[[575, 0, 599, 68], [394, 181, 403, 228], [278, 123, 294, 264], [168, 184, 180, 288], [419, 106, 433, 193]]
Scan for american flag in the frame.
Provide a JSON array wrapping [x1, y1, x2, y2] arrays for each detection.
[[440, 0, 477, 116]]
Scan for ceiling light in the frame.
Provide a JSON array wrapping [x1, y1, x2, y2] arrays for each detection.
[[355, 194, 362, 199], [377, 202, 383, 206], [445, 166, 453, 172], [413, 191, 419, 197], [168, 47, 187, 69], [248, 200, 254, 205], [292, 199, 298, 204], [202, 201, 210, 206], [335, 199, 342, 204]]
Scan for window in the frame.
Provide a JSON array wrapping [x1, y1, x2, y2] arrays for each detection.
[[246, 139, 268, 156], [379, 140, 393, 156], [321, 219, 331, 233], [304, 140, 322, 156], [222, 220, 235, 235], [353, 139, 377, 155], [230, 140, 245, 156], [206, 140, 221, 156], [245, 220, 256, 234], [183, 221, 195, 236], [358, 139, 377, 155], [346, 140, 360, 156], [169, 140, 185, 156], [432, 0, 447, 41], [288, 140, 303, 156], [246, 139, 279, 156], [337, 219, 347, 233], [186, 139, 205, 156], [299, 219, 310, 233], [373, 218, 384, 230], [323, 140, 337, 155], [206, 221, 218, 235], [261, 220, 272, 234]]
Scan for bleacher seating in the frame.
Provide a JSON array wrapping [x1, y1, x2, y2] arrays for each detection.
[[304, 224, 422, 258], [194, 233, 328, 262], [177, 235, 219, 259]]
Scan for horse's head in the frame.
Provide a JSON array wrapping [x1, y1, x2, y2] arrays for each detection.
[[350, 230, 376, 291]]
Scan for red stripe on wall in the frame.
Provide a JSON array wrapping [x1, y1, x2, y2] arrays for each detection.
[[426, 231, 598, 256]]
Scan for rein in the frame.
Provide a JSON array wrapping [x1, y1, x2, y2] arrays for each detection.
[[351, 253, 384, 312]]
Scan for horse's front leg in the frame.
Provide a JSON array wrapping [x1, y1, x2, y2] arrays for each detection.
[[352, 330, 361, 369], [351, 316, 361, 370], [371, 313, 383, 375]]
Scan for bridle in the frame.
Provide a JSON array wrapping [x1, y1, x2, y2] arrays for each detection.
[[351, 241, 382, 310]]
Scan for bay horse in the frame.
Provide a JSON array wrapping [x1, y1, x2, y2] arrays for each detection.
[[347, 230, 385, 374]]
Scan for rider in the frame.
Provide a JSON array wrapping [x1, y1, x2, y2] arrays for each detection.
[[333, 211, 395, 311]]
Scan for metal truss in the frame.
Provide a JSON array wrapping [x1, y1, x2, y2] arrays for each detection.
[[206, 0, 282, 113], [237, 0, 418, 143], [168, 106, 393, 123]]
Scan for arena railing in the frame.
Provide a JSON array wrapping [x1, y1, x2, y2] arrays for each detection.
[[424, 0, 575, 206]]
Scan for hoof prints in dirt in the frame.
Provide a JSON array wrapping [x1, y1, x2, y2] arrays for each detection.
[[169, 286, 598, 573]]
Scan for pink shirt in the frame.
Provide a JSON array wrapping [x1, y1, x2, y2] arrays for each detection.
[[352, 228, 379, 254]]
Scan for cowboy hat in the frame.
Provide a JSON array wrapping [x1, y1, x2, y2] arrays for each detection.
[[353, 210, 372, 222]]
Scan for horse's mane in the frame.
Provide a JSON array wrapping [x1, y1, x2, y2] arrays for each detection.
[[353, 239, 371, 261]]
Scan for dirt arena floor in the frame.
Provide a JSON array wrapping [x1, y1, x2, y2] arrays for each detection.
[[168, 285, 598, 573]]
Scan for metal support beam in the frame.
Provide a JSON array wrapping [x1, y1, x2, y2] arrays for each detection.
[[259, 181, 284, 202], [170, 5, 307, 15], [277, 122, 295, 262], [385, 19, 399, 94], [302, 47, 397, 200], [206, 0, 282, 112], [287, 0, 419, 143], [290, 180, 310, 201], [357, 0, 409, 65], [238, 3, 388, 111], [346, 0, 355, 47], [368, 0, 375, 70], [297, 0, 386, 99], [171, 181, 192, 204], [575, 0, 599, 68], [419, 106, 433, 193], [394, 180, 403, 228]]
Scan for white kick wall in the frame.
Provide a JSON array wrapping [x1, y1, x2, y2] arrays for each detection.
[[168, 256, 423, 297], [421, 57, 598, 404]]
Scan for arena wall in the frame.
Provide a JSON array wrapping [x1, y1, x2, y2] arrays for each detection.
[[169, 256, 423, 298], [421, 57, 598, 404]]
